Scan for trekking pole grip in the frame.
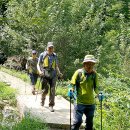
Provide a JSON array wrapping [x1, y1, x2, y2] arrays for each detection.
[[98, 92, 104, 102]]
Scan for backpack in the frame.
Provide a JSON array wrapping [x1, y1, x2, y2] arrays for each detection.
[[76, 69, 97, 90], [40, 51, 57, 78]]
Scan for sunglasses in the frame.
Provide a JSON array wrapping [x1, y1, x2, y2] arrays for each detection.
[[84, 62, 95, 66], [48, 47, 54, 49]]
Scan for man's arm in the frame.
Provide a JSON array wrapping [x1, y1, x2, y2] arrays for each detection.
[[37, 54, 43, 75], [55, 54, 63, 77], [56, 65, 63, 77], [68, 70, 79, 99], [94, 73, 99, 94], [25, 58, 31, 74], [26, 58, 30, 70], [68, 70, 79, 91]]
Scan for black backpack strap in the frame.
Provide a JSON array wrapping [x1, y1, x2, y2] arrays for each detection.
[[75, 69, 83, 95], [76, 70, 97, 93], [84, 71, 97, 90], [92, 72, 96, 90]]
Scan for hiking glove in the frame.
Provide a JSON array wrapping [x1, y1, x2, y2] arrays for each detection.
[[98, 92, 104, 101], [67, 84, 74, 98]]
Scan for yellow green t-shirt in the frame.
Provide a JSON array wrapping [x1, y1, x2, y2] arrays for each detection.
[[26, 57, 38, 74], [70, 68, 99, 105]]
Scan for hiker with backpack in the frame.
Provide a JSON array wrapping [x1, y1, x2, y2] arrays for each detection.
[[37, 42, 63, 112], [26, 50, 39, 95], [68, 55, 99, 130]]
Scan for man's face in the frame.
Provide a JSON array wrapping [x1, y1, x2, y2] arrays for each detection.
[[84, 62, 95, 73], [47, 46, 54, 54]]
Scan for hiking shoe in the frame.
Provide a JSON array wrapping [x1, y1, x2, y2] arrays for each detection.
[[32, 90, 35, 95], [49, 106, 54, 112], [41, 101, 45, 106], [41, 97, 45, 106]]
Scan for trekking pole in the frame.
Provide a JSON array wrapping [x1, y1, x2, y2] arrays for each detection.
[[35, 77, 41, 102], [55, 77, 61, 93], [24, 76, 26, 94], [98, 92, 104, 130], [24, 71, 28, 94], [70, 90, 72, 130], [69, 90, 76, 130]]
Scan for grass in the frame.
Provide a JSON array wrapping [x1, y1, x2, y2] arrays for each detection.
[[0, 81, 49, 130], [11, 114, 49, 130], [0, 67, 68, 130], [1, 67, 69, 97], [1, 67, 30, 82], [0, 82, 17, 129], [56, 82, 68, 98], [0, 82, 16, 107], [1, 67, 130, 129], [1, 113, 49, 130]]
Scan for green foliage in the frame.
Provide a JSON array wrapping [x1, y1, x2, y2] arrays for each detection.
[[0, 82, 16, 106], [35, 78, 42, 90], [1, 67, 30, 82], [11, 114, 49, 130], [56, 80, 68, 98], [0, 0, 130, 129], [0, 81, 48, 130], [1, 64, 130, 129], [95, 75, 130, 130], [1, 0, 129, 80]]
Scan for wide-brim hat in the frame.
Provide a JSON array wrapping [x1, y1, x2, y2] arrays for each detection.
[[83, 55, 97, 63], [47, 42, 54, 48]]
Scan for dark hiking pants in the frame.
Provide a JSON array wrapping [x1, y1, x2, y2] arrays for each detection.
[[29, 73, 38, 85], [72, 104, 95, 130], [41, 77, 56, 107]]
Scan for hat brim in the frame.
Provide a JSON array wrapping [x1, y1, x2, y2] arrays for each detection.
[[83, 60, 97, 63], [47, 45, 54, 48]]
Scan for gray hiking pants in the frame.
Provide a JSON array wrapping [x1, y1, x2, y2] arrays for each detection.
[[41, 77, 56, 107]]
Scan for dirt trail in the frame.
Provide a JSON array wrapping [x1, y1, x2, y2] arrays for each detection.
[[0, 70, 85, 130], [0, 71, 73, 130], [0, 71, 32, 95]]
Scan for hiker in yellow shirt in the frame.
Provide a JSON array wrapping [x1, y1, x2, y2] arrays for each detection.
[[68, 55, 99, 130], [26, 50, 39, 95], [37, 42, 62, 112]]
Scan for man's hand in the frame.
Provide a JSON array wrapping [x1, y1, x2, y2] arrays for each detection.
[[25, 69, 29, 74], [67, 83, 75, 98], [39, 71, 44, 76], [58, 73, 63, 79], [67, 84, 77, 100], [98, 92, 104, 101], [59, 73, 63, 77], [68, 89, 74, 98]]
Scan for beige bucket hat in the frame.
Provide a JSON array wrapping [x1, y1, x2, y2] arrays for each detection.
[[83, 55, 97, 63]]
